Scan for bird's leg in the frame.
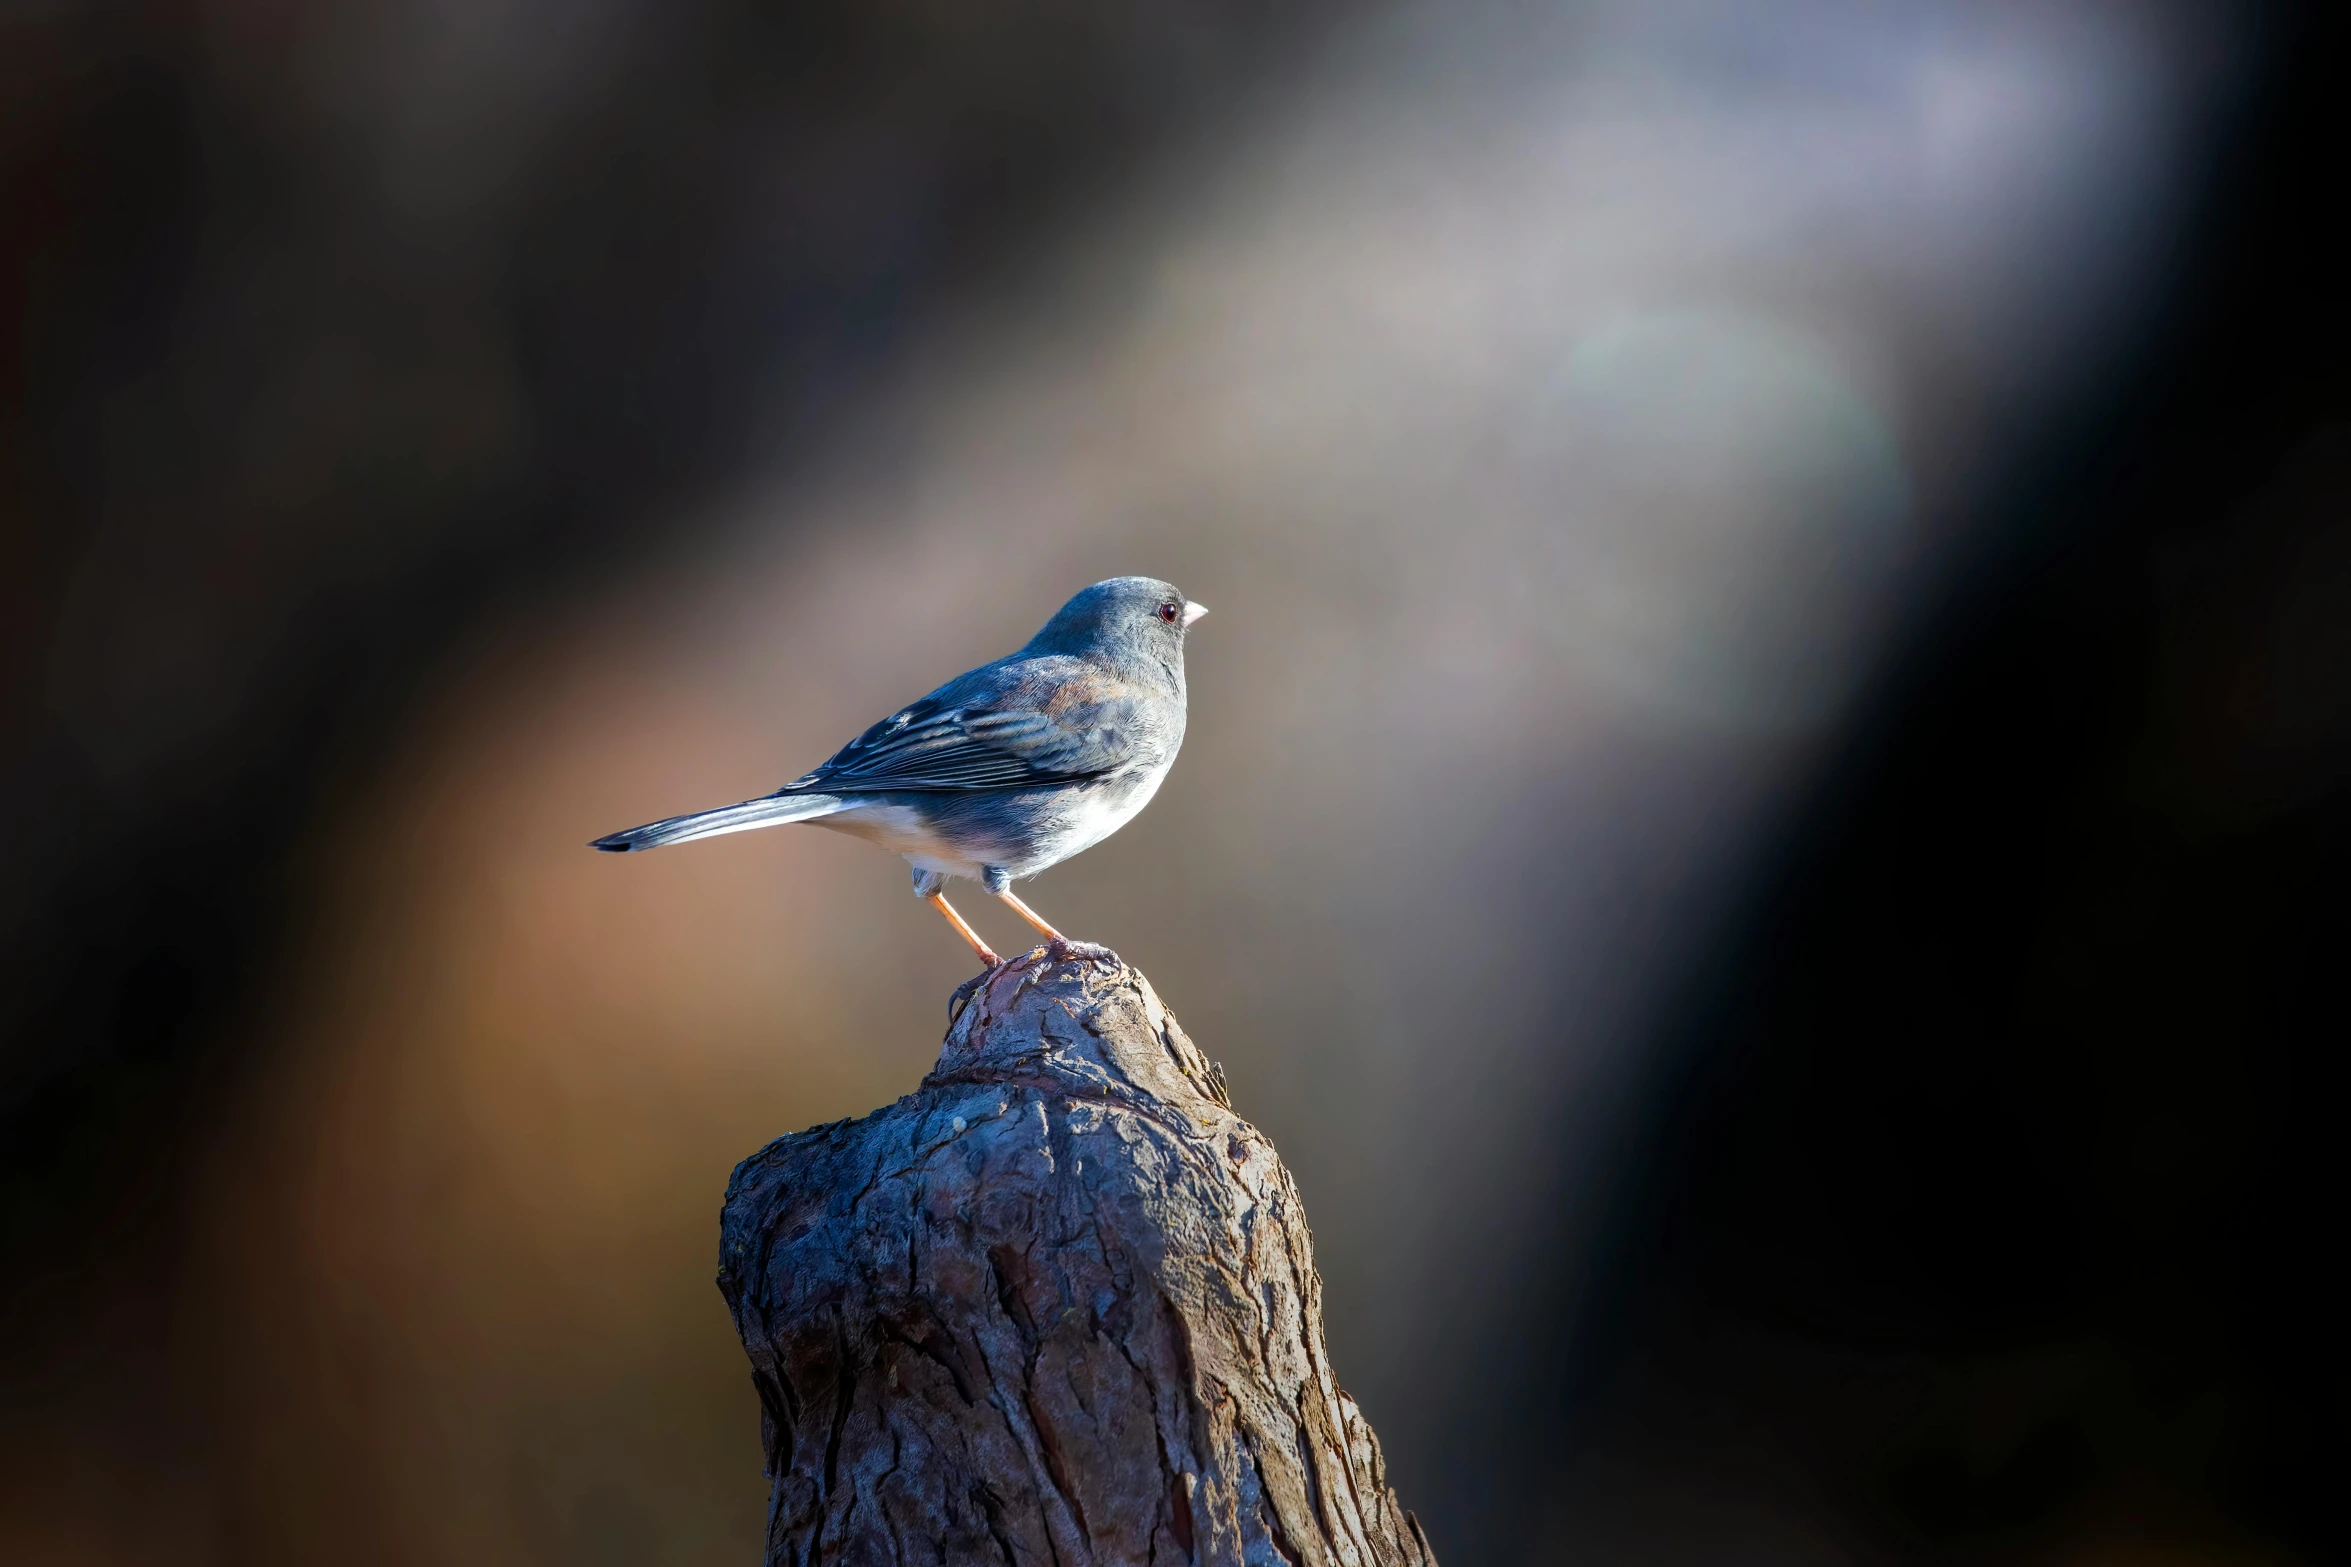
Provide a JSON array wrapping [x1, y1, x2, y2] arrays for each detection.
[[992, 888, 1066, 942], [924, 890, 1000, 965], [913, 867, 998, 966], [981, 866, 1066, 942], [984, 869, 1117, 967]]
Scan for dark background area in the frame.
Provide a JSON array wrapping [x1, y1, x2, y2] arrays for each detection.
[[1, 0, 1344, 1274], [5, 0, 2344, 1561], [1550, 6, 2349, 1557]]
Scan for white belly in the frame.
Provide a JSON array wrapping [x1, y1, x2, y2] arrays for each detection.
[[814, 765, 1167, 883], [1021, 767, 1164, 870]]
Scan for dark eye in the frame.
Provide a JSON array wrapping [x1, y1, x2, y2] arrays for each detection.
[[1158, 602, 1181, 623]]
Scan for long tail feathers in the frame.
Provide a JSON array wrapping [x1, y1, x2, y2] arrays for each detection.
[[590, 792, 845, 852]]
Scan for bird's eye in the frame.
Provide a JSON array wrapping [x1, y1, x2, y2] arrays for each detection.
[[1158, 602, 1181, 623]]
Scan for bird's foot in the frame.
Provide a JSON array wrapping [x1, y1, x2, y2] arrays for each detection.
[[1045, 937, 1119, 967]]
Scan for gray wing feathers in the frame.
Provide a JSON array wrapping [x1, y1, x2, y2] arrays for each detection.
[[790, 664, 1154, 794], [967, 700, 1142, 774], [792, 703, 1052, 791]]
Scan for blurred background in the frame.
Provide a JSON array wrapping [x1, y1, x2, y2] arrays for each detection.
[[3, 0, 2343, 1561]]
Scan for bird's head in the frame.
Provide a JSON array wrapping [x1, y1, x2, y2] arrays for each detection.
[[1023, 577, 1207, 675]]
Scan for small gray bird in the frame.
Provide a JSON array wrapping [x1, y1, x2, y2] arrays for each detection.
[[593, 576, 1206, 966]]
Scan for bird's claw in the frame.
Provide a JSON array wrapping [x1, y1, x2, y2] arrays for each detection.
[[1046, 938, 1119, 966], [947, 969, 992, 1025]]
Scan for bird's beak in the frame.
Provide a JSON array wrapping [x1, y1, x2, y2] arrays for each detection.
[[1182, 601, 1209, 628]]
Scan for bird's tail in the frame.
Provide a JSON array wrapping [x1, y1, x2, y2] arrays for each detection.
[[590, 791, 845, 852]]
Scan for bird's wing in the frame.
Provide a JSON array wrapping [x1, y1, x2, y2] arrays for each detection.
[[783, 661, 1157, 794]]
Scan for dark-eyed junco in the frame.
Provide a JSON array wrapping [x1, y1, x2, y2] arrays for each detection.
[[593, 576, 1206, 967]]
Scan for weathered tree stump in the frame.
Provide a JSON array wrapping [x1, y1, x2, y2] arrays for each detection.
[[718, 943, 1437, 1566]]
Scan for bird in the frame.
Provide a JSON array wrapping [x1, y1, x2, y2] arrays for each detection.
[[591, 576, 1206, 968]]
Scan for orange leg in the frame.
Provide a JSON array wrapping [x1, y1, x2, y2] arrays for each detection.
[[992, 887, 1066, 942], [924, 890, 1000, 965]]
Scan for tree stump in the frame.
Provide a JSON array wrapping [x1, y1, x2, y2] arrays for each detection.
[[718, 944, 1438, 1566]]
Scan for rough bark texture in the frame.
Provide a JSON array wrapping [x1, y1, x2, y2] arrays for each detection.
[[718, 944, 1437, 1566]]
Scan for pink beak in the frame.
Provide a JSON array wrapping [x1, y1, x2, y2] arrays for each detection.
[[1182, 602, 1209, 628]]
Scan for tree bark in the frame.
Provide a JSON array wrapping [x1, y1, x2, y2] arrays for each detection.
[[718, 944, 1438, 1566]]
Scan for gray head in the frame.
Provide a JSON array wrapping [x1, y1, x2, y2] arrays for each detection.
[[1021, 577, 1207, 676]]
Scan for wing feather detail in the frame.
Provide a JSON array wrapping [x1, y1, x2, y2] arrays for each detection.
[[779, 669, 1156, 795]]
